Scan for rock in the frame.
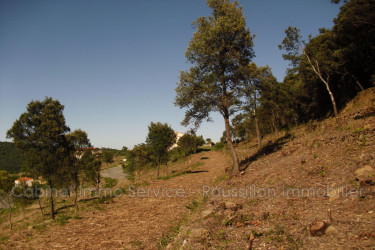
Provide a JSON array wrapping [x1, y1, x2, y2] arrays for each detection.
[[325, 226, 339, 235], [224, 201, 243, 211], [201, 209, 214, 219], [309, 221, 327, 236], [328, 185, 346, 202], [190, 228, 209, 240], [354, 165, 375, 182]]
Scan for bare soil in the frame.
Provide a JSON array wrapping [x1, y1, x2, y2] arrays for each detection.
[[1, 88, 375, 249]]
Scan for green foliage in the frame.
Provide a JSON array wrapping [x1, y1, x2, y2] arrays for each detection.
[[212, 142, 225, 151], [103, 177, 117, 188], [175, 0, 255, 172], [278, 0, 375, 122], [13, 182, 36, 212], [83, 155, 102, 191], [124, 143, 152, 175], [56, 213, 72, 226], [0, 170, 16, 195], [0, 141, 25, 173], [101, 150, 115, 164], [146, 122, 176, 177], [177, 133, 205, 156], [6, 97, 74, 219], [175, 0, 254, 125]]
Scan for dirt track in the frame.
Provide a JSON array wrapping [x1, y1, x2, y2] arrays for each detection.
[[101, 165, 128, 179], [6, 150, 228, 249]]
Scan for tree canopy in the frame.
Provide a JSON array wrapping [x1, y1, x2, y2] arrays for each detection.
[[146, 122, 176, 178], [175, 0, 254, 172], [6, 97, 73, 220]]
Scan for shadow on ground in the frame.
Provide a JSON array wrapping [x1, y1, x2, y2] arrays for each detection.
[[240, 134, 293, 171]]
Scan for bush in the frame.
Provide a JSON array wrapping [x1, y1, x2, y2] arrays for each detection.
[[213, 142, 225, 151]]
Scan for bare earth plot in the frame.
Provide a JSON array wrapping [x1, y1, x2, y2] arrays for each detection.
[[5, 151, 228, 249]]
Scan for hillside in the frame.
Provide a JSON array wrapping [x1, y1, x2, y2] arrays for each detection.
[[0, 141, 25, 173], [1, 88, 374, 249]]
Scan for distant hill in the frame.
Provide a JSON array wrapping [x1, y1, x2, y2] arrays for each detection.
[[0, 141, 25, 173]]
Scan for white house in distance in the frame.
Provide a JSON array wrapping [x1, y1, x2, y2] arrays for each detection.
[[15, 177, 34, 187], [170, 131, 185, 150], [75, 147, 102, 160]]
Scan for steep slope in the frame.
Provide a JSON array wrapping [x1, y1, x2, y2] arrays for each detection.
[[167, 88, 375, 249]]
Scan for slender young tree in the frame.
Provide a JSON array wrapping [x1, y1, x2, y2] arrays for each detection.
[[66, 129, 91, 210], [175, 0, 254, 172], [146, 122, 176, 178], [0, 170, 16, 230], [7, 97, 72, 220]]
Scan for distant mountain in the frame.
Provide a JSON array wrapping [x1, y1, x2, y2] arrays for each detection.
[[0, 141, 25, 173]]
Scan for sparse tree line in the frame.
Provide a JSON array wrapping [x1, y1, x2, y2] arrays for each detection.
[[123, 123, 206, 180], [0, 98, 115, 228], [175, 0, 374, 172]]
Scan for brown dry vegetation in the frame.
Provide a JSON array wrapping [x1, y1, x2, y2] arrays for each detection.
[[1, 88, 375, 249]]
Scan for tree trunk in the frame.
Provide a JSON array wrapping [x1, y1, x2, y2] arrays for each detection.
[[254, 106, 261, 148], [37, 196, 44, 216], [350, 73, 365, 91], [272, 110, 279, 137], [49, 181, 55, 220], [305, 51, 339, 119], [96, 171, 101, 197], [157, 159, 160, 179], [74, 184, 78, 212], [224, 116, 240, 173], [7, 195, 12, 230]]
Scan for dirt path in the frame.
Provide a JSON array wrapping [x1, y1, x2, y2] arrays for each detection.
[[101, 165, 128, 179], [6, 150, 228, 249]]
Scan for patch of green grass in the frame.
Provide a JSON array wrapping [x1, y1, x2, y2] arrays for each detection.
[[266, 224, 285, 243], [142, 180, 150, 186], [104, 177, 118, 188], [56, 213, 72, 226], [130, 239, 143, 248], [353, 127, 364, 133], [214, 174, 229, 184], [212, 142, 225, 151], [185, 195, 208, 212], [223, 217, 232, 226], [0, 236, 9, 244], [248, 199, 260, 206], [34, 221, 48, 232], [158, 223, 183, 249]]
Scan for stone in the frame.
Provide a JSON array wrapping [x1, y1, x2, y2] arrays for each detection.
[[189, 228, 209, 240], [224, 201, 243, 211], [354, 165, 375, 182], [325, 226, 339, 235], [201, 209, 213, 219], [328, 186, 346, 202], [310, 221, 327, 236]]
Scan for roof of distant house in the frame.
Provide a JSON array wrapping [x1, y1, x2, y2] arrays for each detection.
[[15, 177, 33, 182], [76, 147, 100, 151]]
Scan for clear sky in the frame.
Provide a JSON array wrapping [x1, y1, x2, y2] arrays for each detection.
[[0, 0, 342, 149]]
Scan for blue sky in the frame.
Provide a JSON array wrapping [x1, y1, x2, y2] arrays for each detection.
[[0, 0, 342, 149]]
